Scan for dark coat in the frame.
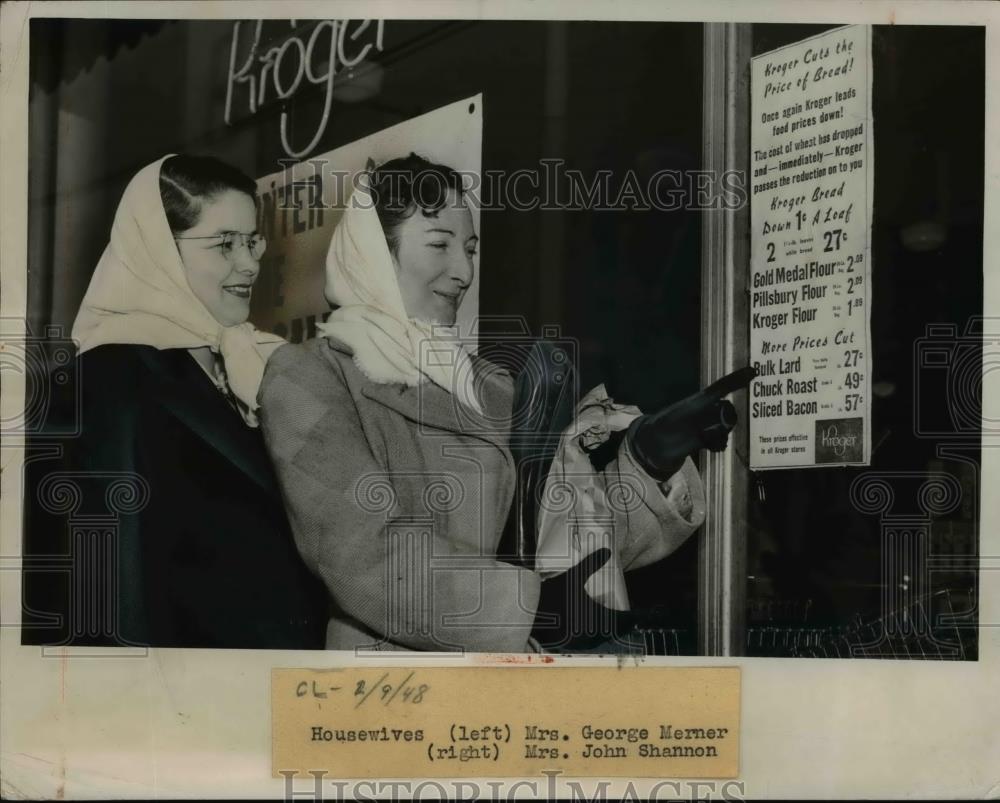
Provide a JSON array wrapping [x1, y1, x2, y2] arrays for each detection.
[[21, 343, 328, 649]]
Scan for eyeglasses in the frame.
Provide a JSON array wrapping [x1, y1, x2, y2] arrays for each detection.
[[174, 232, 267, 261]]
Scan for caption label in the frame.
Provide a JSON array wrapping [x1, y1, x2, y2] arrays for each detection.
[[272, 667, 740, 778]]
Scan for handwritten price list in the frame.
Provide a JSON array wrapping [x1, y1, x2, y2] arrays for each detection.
[[749, 25, 873, 469], [272, 667, 740, 778]]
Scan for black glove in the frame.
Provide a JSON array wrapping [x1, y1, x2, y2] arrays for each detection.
[[531, 548, 638, 651], [627, 366, 757, 481]]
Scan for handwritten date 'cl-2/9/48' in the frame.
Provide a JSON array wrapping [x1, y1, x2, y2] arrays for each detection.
[[294, 671, 430, 709]]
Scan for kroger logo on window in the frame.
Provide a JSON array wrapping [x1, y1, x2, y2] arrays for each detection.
[[815, 417, 863, 463]]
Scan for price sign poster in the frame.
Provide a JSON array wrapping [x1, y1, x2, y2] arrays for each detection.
[[749, 25, 874, 470]]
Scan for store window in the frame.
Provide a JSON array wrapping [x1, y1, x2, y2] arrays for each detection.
[[21, 18, 982, 659], [744, 24, 983, 658]]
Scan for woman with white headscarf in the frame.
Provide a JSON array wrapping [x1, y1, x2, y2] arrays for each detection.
[[28, 155, 328, 649], [259, 153, 751, 653]]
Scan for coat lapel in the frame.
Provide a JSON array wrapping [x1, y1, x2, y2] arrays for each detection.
[[137, 348, 279, 494], [348, 349, 514, 453]]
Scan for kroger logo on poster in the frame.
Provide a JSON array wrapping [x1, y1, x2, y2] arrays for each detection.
[[815, 418, 864, 463]]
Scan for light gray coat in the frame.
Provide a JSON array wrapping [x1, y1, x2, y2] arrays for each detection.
[[259, 337, 705, 653]]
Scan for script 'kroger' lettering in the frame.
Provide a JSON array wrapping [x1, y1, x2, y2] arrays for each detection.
[[225, 20, 386, 159]]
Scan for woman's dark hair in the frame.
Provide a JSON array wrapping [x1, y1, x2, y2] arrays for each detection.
[[159, 154, 258, 234], [368, 153, 466, 257]]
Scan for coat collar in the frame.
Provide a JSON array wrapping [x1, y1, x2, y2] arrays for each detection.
[[323, 336, 514, 453], [135, 347, 279, 494]]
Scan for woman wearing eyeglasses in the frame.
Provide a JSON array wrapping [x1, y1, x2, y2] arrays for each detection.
[[54, 154, 328, 648]]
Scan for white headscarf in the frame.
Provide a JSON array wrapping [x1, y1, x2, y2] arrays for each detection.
[[316, 171, 483, 415], [72, 155, 285, 425]]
